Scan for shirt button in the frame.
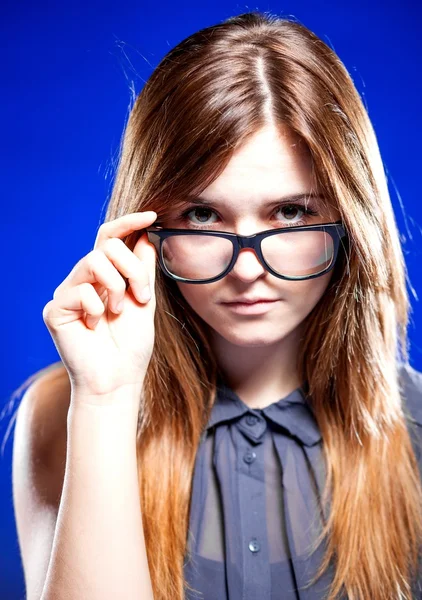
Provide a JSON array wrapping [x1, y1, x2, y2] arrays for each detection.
[[248, 539, 261, 553], [243, 450, 257, 464], [246, 414, 258, 426]]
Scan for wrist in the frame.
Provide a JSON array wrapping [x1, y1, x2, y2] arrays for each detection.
[[70, 383, 144, 409]]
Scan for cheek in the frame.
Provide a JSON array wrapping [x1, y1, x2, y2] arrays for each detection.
[[176, 281, 217, 317], [286, 270, 333, 315], [277, 272, 334, 336]]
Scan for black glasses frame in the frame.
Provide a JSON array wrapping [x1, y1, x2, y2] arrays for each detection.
[[146, 220, 348, 284]]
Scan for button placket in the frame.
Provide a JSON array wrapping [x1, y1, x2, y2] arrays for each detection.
[[235, 423, 271, 599]]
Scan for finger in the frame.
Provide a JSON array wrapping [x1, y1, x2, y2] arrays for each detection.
[[54, 250, 128, 314], [132, 230, 157, 298], [96, 237, 153, 306], [94, 211, 157, 250], [44, 283, 105, 331], [91, 211, 157, 302], [56, 240, 152, 311]]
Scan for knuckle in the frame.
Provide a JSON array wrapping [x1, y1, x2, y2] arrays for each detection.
[[97, 222, 110, 237], [79, 281, 94, 299], [42, 300, 53, 321], [85, 249, 102, 269], [53, 285, 62, 300], [94, 221, 117, 247]]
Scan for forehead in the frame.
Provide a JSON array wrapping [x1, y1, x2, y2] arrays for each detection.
[[198, 125, 314, 208]]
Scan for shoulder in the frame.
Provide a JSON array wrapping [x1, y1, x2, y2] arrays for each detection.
[[398, 362, 422, 425], [398, 362, 422, 467], [12, 364, 71, 599], [15, 362, 71, 472]]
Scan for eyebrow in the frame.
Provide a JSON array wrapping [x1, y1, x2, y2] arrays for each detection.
[[184, 192, 325, 206]]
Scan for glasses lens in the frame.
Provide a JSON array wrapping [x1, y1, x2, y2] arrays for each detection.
[[162, 235, 233, 280], [261, 230, 334, 278], [160, 229, 334, 281]]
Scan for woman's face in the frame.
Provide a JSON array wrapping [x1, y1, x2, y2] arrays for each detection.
[[163, 124, 341, 350]]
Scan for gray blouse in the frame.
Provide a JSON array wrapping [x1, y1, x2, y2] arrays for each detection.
[[183, 363, 422, 600]]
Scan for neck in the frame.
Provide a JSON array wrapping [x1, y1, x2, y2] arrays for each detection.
[[210, 326, 304, 409]]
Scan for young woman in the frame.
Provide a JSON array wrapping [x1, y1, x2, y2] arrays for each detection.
[[11, 11, 422, 600]]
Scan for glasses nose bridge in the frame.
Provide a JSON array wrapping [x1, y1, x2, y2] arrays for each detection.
[[237, 233, 259, 251]]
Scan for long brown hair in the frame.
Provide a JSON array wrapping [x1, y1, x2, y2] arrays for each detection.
[[7, 11, 422, 599]]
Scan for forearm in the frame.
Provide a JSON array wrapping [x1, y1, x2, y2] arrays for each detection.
[[41, 387, 154, 600]]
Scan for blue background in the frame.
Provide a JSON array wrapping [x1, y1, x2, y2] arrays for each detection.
[[1, 1, 421, 597]]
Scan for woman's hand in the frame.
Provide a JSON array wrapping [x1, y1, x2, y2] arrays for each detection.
[[42, 211, 158, 403]]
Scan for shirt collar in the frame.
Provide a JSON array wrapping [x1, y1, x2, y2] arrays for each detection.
[[205, 379, 322, 447]]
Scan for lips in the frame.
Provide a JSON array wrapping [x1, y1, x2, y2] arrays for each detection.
[[223, 298, 278, 304], [222, 299, 280, 315]]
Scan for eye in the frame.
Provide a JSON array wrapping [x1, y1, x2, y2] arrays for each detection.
[[274, 203, 319, 226], [192, 207, 215, 223], [277, 204, 304, 220], [179, 206, 218, 227]]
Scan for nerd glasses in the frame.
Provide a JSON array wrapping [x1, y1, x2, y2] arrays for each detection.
[[146, 221, 347, 284]]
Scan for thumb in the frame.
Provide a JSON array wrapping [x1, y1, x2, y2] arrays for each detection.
[[133, 231, 157, 295]]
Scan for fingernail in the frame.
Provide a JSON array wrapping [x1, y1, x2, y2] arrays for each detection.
[[140, 285, 151, 303]]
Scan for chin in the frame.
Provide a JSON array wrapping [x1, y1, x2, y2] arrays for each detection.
[[207, 319, 303, 348]]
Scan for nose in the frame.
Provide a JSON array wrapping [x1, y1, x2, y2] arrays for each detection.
[[228, 247, 267, 282]]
